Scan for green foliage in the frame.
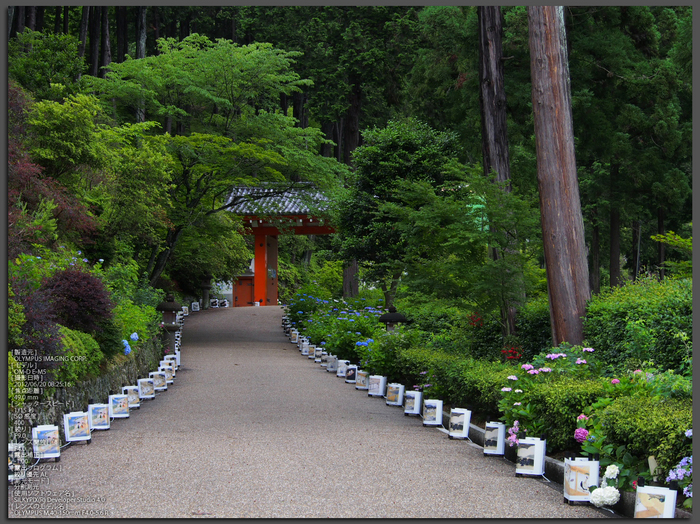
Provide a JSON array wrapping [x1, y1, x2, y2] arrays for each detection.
[[8, 352, 25, 408], [650, 227, 692, 278], [111, 300, 161, 344], [583, 276, 692, 373], [595, 395, 692, 481], [514, 296, 552, 362], [312, 260, 344, 299], [8, 29, 85, 101], [54, 326, 104, 386], [8, 285, 26, 348]]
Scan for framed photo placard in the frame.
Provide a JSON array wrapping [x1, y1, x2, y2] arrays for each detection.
[[516, 437, 547, 476], [308, 345, 317, 359], [336, 360, 349, 378], [345, 365, 358, 384], [190, 301, 200, 312], [314, 347, 323, 363], [301, 340, 309, 355], [404, 390, 423, 415], [385, 383, 404, 406], [108, 395, 130, 418], [122, 386, 140, 408], [160, 359, 176, 375], [159, 365, 175, 384], [563, 457, 599, 503], [320, 352, 328, 368], [368, 375, 387, 398], [88, 403, 110, 430], [32, 425, 60, 459], [634, 486, 677, 518], [63, 412, 91, 442], [448, 408, 471, 439], [150, 371, 167, 391], [164, 354, 178, 370], [422, 399, 443, 427], [290, 330, 299, 344], [355, 370, 370, 390], [326, 355, 338, 373], [138, 377, 155, 399], [483, 421, 506, 455]]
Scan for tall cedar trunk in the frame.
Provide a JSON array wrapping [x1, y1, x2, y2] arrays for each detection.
[[292, 92, 308, 128], [343, 80, 361, 166], [342, 259, 359, 299], [632, 219, 640, 281], [609, 206, 621, 287], [153, 7, 160, 54], [590, 209, 601, 295], [135, 7, 147, 123], [528, 6, 590, 346], [26, 7, 35, 31], [657, 207, 665, 280], [89, 6, 100, 77], [36, 7, 46, 32], [116, 7, 127, 63], [16, 6, 25, 36], [78, 7, 89, 60], [54, 7, 61, 34], [149, 228, 185, 287], [280, 93, 289, 115], [100, 6, 112, 79], [320, 122, 334, 157], [478, 5, 517, 338], [136, 7, 147, 59], [63, 7, 69, 34], [335, 119, 344, 163]]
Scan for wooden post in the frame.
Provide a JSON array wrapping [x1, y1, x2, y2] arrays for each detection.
[[528, 6, 590, 346], [254, 234, 267, 306]]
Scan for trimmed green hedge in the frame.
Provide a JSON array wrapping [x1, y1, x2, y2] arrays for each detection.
[[583, 277, 692, 373]]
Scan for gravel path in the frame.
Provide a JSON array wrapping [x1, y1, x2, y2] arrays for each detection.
[[8, 306, 612, 518]]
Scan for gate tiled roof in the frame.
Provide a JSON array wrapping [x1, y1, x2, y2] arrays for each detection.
[[225, 185, 329, 216]]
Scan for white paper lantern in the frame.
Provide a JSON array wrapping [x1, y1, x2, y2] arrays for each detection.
[[516, 437, 547, 476], [149, 371, 167, 391], [422, 399, 443, 426], [108, 394, 130, 418], [368, 375, 387, 398], [174, 348, 181, 367], [385, 383, 404, 406], [314, 347, 323, 363], [336, 360, 350, 378], [320, 351, 328, 367], [483, 421, 506, 456], [63, 412, 91, 442], [308, 345, 318, 360], [326, 355, 338, 373], [345, 365, 358, 383], [634, 485, 677, 518], [88, 404, 110, 430], [291, 330, 299, 344], [563, 456, 599, 503], [159, 364, 175, 384], [355, 370, 369, 390], [447, 408, 471, 439], [8, 443, 26, 482], [122, 385, 140, 409], [300, 339, 310, 356], [138, 377, 155, 399], [404, 390, 422, 416], [32, 425, 60, 460]]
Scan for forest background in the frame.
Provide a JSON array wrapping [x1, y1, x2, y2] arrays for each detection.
[[7, 6, 692, 389]]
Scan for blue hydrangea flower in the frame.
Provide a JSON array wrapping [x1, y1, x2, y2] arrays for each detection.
[[130, 332, 139, 341]]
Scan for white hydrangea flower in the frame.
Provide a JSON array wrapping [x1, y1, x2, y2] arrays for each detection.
[[604, 464, 620, 479], [590, 486, 620, 508]]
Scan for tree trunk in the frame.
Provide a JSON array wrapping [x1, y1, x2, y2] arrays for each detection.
[[100, 6, 112, 79], [280, 93, 289, 115], [116, 7, 127, 63], [63, 7, 69, 34], [26, 7, 36, 31], [631, 219, 640, 281], [54, 7, 61, 34], [342, 259, 359, 299], [8, 6, 15, 39], [16, 6, 25, 36], [335, 119, 344, 163], [89, 6, 100, 77], [609, 206, 621, 287], [293, 92, 308, 129], [153, 6, 160, 53], [657, 207, 665, 280], [343, 79, 361, 166], [528, 6, 590, 346], [149, 228, 185, 287], [78, 7, 89, 60], [589, 209, 600, 295], [136, 7, 147, 59], [320, 122, 334, 157], [479, 5, 518, 338], [36, 7, 45, 32]]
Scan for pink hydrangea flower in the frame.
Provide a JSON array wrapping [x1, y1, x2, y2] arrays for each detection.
[[577, 414, 589, 421], [576, 358, 587, 364], [574, 428, 589, 443], [507, 375, 518, 381], [521, 364, 534, 371], [611, 378, 620, 384], [582, 347, 595, 352], [527, 369, 539, 374], [501, 387, 512, 392]]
